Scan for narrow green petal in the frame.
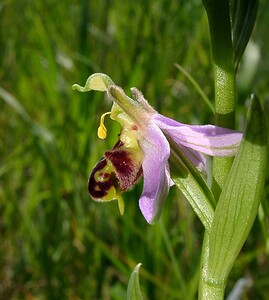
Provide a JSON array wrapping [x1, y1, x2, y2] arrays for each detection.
[[72, 73, 114, 92], [168, 136, 216, 231]]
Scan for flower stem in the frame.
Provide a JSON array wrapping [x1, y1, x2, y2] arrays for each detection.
[[211, 65, 235, 198], [199, 1, 236, 299], [203, 0, 236, 198], [199, 233, 226, 300], [199, 279, 226, 300]]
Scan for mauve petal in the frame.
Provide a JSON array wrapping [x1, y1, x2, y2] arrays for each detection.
[[154, 114, 242, 156], [139, 123, 171, 224], [153, 114, 184, 127], [180, 145, 207, 172]]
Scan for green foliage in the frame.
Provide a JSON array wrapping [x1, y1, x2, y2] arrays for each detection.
[[208, 95, 268, 285], [0, 0, 269, 299], [231, 0, 259, 70], [169, 137, 215, 231], [127, 264, 143, 300]]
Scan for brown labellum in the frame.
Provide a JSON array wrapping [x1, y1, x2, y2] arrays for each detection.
[[88, 138, 143, 201]]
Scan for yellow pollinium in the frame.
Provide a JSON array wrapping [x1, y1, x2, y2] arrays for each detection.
[[97, 112, 111, 139]]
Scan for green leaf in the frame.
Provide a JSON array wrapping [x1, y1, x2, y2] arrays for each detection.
[[207, 94, 268, 283], [127, 263, 143, 300], [231, 0, 259, 70]]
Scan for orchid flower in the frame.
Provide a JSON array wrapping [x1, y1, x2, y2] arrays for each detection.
[[72, 73, 242, 224]]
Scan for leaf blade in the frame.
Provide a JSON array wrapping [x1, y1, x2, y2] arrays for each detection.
[[207, 94, 268, 282], [127, 263, 143, 300]]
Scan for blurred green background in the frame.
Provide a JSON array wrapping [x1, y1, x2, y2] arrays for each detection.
[[1, 0, 269, 299]]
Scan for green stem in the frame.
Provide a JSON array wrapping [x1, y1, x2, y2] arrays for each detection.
[[211, 65, 235, 198], [199, 233, 226, 300], [202, 0, 236, 198], [199, 1, 236, 299], [199, 280, 226, 300]]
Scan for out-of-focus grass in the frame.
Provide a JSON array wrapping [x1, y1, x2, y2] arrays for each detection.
[[0, 0, 268, 299]]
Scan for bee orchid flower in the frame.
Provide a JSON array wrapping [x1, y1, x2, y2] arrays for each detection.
[[72, 73, 242, 224]]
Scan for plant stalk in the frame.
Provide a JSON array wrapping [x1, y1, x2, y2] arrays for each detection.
[[199, 1, 236, 299], [202, 0, 236, 199]]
